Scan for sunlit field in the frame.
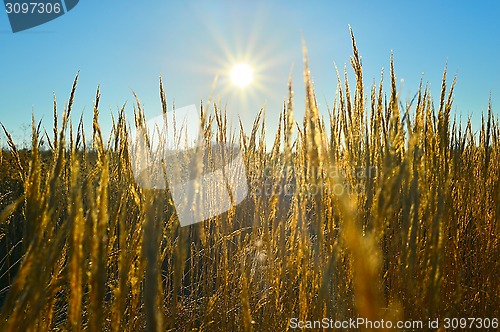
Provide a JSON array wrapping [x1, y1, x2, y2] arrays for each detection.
[[0, 32, 499, 331]]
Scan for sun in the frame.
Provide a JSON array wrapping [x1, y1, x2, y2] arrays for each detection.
[[230, 63, 253, 88]]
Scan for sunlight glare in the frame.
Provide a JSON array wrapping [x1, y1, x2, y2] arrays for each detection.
[[230, 63, 253, 88]]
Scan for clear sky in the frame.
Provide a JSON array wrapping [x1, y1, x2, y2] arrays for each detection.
[[1, 0, 499, 147]]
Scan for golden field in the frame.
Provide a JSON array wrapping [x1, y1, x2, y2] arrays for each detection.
[[0, 32, 498, 331]]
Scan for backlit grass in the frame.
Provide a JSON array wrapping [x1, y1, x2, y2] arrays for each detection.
[[0, 30, 498, 331]]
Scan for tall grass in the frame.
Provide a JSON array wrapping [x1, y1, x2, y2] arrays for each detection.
[[0, 30, 498, 331]]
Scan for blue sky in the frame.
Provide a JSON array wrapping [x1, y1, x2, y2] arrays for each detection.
[[1, 0, 499, 147]]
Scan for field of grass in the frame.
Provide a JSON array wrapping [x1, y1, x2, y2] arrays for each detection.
[[0, 32, 499, 331]]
